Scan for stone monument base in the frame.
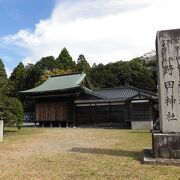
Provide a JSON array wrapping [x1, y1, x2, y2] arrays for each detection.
[[143, 132, 180, 165], [143, 149, 180, 165], [153, 132, 180, 159]]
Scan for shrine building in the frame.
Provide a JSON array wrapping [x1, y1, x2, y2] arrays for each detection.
[[21, 72, 158, 129]]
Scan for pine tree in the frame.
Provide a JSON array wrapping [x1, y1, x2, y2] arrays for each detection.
[[0, 58, 7, 79], [9, 62, 26, 95], [56, 48, 76, 70], [0, 58, 11, 95], [0, 59, 23, 129], [35, 56, 60, 70], [76, 54, 91, 75]]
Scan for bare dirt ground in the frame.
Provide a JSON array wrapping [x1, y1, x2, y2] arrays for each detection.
[[0, 128, 179, 180], [2, 128, 119, 158]]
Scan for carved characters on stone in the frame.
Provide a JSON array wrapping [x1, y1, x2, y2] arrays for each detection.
[[164, 81, 174, 96], [166, 112, 177, 121], [176, 56, 180, 79], [160, 35, 180, 125], [157, 29, 180, 132], [162, 57, 174, 76], [165, 95, 176, 110]]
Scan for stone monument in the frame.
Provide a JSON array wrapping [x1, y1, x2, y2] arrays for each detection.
[[144, 29, 180, 164], [157, 29, 180, 133]]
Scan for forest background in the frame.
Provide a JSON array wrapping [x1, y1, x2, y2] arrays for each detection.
[[0, 48, 157, 128]]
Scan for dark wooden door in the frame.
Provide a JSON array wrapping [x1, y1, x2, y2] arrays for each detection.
[[36, 101, 68, 122]]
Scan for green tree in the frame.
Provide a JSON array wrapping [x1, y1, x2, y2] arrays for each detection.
[[56, 48, 76, 70], [0, 58, 7, 79], [35, 56, 60, 70], [23, 64, 42, 89], [90, 62, 127, 88], [76, 54, 91, 75], [0, 96, 24, 129], [0, 59, 12, 95], [0, 59, 24, 129], [9, 62, 26, 96], [90, 55, 156, 92], [128, 57, 156, 92], [35, 68, 72, 86], [141, 51, 157, 91]]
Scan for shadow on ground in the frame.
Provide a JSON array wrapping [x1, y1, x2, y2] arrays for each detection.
[[129, 131, 150, 134], [4, 130, 17, 133], [69, 147, 141, 160]]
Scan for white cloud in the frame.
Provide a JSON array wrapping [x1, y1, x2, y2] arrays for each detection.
[[2, 0, 180, 66]]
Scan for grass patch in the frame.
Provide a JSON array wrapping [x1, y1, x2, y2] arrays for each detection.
[[3, 127, 43, 143], [0, 128, 179, 179]]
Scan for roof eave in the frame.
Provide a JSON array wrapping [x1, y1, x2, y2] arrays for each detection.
[[20, 85, 81, 95]]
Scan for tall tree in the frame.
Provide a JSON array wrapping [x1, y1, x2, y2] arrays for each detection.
[[0, 58, 7, 79], [23, 64, 42, 89], [128, 58, 156, 92], [90, 63, 108, 88], [0, 59, 24, 129], [0, 58, 11, 95], [9, 62, 26, 96], [90, 57, 156, 92], [56, 48, 76, 70], [141, 51, 157, 91], [35, 68, 72, 86], [76, 54, 91, 75], [0, 97, 23, 129], [35, 56, 60, 71]]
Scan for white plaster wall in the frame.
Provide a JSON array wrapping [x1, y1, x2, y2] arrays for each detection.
[[131, 121, 153, 130]]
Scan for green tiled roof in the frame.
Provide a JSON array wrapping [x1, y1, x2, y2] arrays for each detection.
[[21, 72, 88, 94]]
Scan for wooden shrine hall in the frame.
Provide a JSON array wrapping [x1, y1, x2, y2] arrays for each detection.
[[21, 72, 158, 129]]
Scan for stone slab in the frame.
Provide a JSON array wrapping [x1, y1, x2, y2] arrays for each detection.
[[143, 149, 180, 166], [156, 29, 180, 133]]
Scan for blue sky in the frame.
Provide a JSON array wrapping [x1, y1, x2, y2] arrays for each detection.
[[0, 0, 55, 35], [0, 0, 55, 73], [1, 0, 180, 76]]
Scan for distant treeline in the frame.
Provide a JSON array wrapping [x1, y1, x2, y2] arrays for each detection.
[[9, 48, 157, 92], [2, 47, 156, 112]]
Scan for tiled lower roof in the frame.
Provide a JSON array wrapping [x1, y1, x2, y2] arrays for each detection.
[[93, 86, 157, 100]]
